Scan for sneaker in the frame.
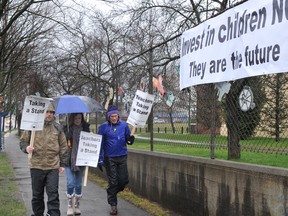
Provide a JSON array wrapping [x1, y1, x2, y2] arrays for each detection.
[[110, 205, 118, 215]]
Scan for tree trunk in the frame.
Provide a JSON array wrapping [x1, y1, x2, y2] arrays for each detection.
[[226, 91, 241, 159]]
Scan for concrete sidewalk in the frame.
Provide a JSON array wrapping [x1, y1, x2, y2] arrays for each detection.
[[4, 131, 151, 216]]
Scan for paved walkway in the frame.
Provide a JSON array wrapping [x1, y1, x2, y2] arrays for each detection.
[[4, 131, 151, 216]]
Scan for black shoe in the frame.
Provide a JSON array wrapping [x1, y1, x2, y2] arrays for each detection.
[[110, 205, 117, 215]]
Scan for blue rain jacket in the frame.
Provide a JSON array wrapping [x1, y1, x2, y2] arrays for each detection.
[[98, 119, 131, 158]]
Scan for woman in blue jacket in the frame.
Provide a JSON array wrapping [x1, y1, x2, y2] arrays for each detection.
[[98, 105, 134, 215]]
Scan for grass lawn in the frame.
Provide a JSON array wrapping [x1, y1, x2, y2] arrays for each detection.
[[129, 138, 288, 168], [0, 152, 26, 216]]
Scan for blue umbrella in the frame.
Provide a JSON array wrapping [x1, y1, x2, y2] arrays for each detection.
[[53, 95, 105, 114]]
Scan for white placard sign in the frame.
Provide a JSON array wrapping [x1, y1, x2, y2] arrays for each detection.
[[180, 0, 288, 90], [127, 90, 154, 128], [76, 131, 102, 167], [20, 96, 51, 131]]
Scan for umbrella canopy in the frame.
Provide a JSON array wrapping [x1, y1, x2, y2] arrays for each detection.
[[53, 95, 105, 114]]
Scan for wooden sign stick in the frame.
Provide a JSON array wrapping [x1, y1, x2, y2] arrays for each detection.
[[130, 127, 136, 136], [83, 166, 89, 186], [28, 131, 35, 159]]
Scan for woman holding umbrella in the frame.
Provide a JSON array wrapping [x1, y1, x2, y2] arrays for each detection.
[[64, 113, 90, 216]]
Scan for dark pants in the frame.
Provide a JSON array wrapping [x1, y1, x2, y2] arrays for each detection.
[[30, 168, 60, 216], [105, 155, 129, 206]]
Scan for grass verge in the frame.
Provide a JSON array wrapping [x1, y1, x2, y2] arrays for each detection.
[[0, 152, 26, 216], [129, 139, 288, 168]]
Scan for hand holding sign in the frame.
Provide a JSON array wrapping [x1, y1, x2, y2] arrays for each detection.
[[127, 127, 135, 145]]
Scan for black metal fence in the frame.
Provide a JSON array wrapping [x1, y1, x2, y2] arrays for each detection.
[[133, 73, 288, 158]]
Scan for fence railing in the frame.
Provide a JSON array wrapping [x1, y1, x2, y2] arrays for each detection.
[[91, 74, 288, 163]]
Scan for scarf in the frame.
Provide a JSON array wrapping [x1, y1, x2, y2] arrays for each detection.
[[70, 124, 82, 172]]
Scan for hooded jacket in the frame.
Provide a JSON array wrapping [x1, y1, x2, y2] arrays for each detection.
[[20, 120, 68, 169], [98, 119, 131, 158]]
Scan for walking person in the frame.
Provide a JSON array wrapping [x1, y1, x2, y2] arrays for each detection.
[[19, 103, 68, 216], [64, 113, 90, 215], [98, 105, 135, 215]]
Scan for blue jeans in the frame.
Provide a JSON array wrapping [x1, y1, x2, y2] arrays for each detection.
[[65, 166, 84, 195]]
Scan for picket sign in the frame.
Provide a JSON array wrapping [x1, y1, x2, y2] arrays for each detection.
[[128, 79, 146, 136], [81, 135, 102, 186], [20, 96, 52, 160]]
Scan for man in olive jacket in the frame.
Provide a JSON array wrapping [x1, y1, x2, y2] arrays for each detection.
[[20, 103, 68, 216]]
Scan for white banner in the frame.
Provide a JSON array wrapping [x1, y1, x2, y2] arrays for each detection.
[[127, 90, 155, 128], [20, 96, 51, 131], [180, 0, 288, 89], [76, 131, 102, 168]]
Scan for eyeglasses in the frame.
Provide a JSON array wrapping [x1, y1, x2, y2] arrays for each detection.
[[46, 111, 55, 114]]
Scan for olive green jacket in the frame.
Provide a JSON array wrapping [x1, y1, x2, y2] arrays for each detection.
[[20, 121, 68, 170]]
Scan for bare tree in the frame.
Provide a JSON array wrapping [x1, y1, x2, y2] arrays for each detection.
[[0, 0, 57, 94], [260, 74, 288, 142]]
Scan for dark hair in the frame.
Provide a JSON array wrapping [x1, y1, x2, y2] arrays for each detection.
[[68, 113, 86, 126]]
